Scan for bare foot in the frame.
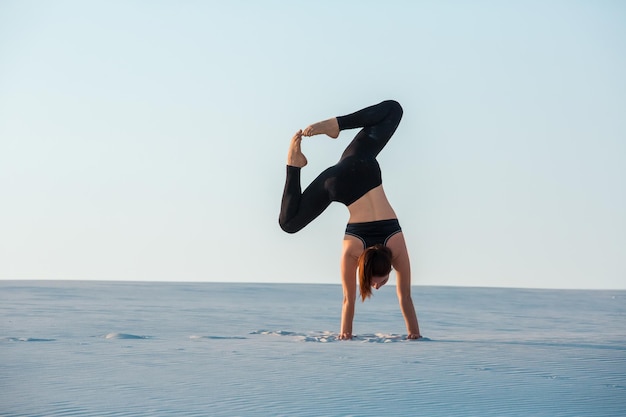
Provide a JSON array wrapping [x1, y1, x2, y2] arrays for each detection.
[[287, 130, 307, 167], [302, 117, 339, 139]]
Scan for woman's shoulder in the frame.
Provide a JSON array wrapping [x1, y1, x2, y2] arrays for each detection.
[[342, 234, 364, 259], [386, 231, 409, 262]]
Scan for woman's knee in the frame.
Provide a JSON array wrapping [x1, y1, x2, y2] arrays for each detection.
[[279, 218, 301, 234], [382, 100, 403, 119]]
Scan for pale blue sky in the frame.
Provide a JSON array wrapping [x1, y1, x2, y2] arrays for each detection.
[[1, 0, 624, 289]]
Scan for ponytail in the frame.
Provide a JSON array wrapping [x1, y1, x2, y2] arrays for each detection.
[[357, 244, 393, 302]]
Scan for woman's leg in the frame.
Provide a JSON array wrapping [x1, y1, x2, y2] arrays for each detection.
[[279, 131, 333, 233], [302, 100, 403, 156], [279, 166, 335, 234], [338, 100, 403, 159]]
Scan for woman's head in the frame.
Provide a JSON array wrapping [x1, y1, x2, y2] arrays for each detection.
[[358, 244, 393, 301]]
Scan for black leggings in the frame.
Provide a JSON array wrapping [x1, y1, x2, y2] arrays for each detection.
[[279, 100, 403, 234]]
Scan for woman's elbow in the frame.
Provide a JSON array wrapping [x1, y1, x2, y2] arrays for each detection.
[[343, 293, 356, 306], [396, 286, 413, 302]]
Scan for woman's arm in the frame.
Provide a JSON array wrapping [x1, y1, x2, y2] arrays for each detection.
[[389, 233, 421, 339], [340, 238, 361, 340]]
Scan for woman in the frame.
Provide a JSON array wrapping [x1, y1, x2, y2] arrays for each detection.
[[279, 100, 421, 340]]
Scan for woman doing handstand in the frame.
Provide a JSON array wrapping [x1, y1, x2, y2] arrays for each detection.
[[279, 100, 421, 340]]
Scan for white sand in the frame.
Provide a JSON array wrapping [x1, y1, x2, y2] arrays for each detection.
[[1, 281, 624, 416]]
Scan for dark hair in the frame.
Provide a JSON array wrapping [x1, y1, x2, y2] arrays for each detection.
[[358, 244, 393, 302]]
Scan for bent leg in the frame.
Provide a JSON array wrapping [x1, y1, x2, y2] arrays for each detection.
[[279, 166, 333, 234], [338, 100, 403, 159]]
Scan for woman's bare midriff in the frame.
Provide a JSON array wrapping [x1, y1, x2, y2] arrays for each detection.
[[347, 185, 397, 223]]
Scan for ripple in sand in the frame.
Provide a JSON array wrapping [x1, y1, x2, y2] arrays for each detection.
[[103, 333, 152, 340], [189, 335, 248, 340], [4, 337, 57, 342]]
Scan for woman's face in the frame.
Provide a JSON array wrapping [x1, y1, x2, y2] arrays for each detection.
[[371, 274, 389, 290]]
